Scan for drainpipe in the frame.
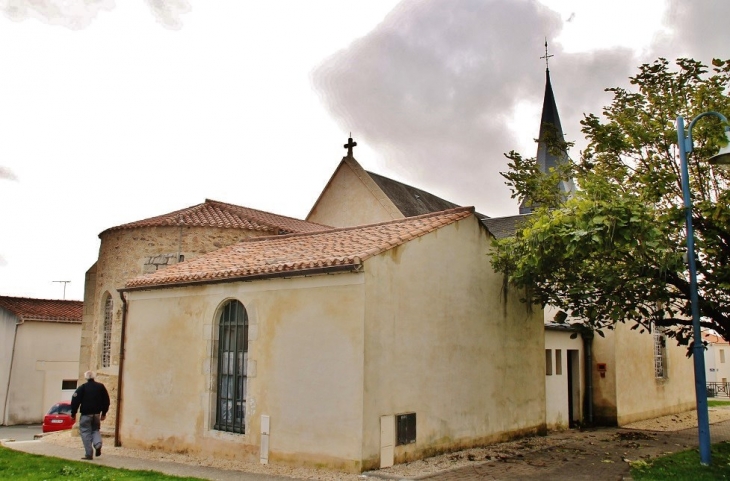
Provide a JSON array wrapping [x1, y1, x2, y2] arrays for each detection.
[[2, 318, 24, 425], [114, 291, 128, 447], [581, 329, 594, 426]]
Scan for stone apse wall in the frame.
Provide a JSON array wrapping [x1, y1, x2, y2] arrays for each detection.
[[80, 224, 269, 433]]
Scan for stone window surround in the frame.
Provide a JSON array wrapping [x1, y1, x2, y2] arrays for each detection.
[[204, 297, 257, 441]]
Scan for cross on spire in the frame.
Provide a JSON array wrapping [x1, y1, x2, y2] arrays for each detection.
[[344, 134, 357, 157], [540, 39, 553, 70]]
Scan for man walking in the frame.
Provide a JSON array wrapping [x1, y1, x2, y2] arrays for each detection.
[[70, 371, 110, 460]]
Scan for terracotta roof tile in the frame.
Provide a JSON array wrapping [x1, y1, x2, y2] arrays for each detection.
[[704, 332, 728, 344], [0, 296, 83, 323], [126, 207, 474, 289], [102, 199, 330, 237]]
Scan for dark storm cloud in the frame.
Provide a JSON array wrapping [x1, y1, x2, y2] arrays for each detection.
[[653, 0, 730, 62], [312, 0, 699, 217]]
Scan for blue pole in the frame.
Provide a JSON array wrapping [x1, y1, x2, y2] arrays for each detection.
[[677, 115, 712, 465]]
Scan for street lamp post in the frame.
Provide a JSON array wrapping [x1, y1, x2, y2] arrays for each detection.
[[676, 112, 730, 466]]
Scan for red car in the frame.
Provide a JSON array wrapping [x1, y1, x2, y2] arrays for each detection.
[[42, 401, 74, 433]]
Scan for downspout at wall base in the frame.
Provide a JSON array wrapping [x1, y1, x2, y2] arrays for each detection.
[[2, 318, 23, 425], [581, 330, 594, 426], [115, 292, 128, 447]]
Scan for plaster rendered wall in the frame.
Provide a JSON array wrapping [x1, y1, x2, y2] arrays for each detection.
[[121, 273, 367, 471], [307, 160, 402, 227], [590, 330, 618, 425], [0, 309, 18, 424], [360, 216, 546, 469], [706, 342, 730, 385], [614, 324, 695, 425], [5, 321, 80, 424], [544, 330, 583, 430], [80, 225, 268, 433]]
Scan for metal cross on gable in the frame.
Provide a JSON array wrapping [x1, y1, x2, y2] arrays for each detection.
[[344, 134, 357, 157], [541, 39, 554, 70]]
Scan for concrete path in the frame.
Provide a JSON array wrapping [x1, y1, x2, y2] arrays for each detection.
[[0, 438, 297, 481], [3, 421, 730, 480]]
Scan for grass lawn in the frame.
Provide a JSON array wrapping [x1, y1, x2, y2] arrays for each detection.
[[709, 400, 730, 407], [0, 446, 206, 480], [631, 441, 730, 480]]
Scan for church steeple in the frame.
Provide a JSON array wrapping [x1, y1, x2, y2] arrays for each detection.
[[519, 42, 575, 215]]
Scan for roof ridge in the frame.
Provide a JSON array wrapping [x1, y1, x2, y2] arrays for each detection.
[[102, 199, 330, 236], [204, 199, 331, 229], [124, 206, 476, 290], [237, 206, 475, 244], [353, 208, 473, 263]]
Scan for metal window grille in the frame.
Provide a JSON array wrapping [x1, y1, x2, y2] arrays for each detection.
[[396, 413, 416, 445], [215, 300, 248, 434], [102, 295, 113, 368], [653, 330, 666, 378]]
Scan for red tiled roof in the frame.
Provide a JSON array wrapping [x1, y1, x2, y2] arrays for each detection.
[[102, 199, 330, 237], [0, 296, 83, 323], [704, 332, 728, 344], [126, 207, 474, 289]]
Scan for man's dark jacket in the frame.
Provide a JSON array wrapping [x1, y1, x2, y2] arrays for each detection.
[[70, 379, 110, 417]]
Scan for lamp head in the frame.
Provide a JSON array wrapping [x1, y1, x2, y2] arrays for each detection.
[[709, 130, 730, 170]]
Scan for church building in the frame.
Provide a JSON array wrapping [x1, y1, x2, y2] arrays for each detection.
[[77, 58, 695, 473]]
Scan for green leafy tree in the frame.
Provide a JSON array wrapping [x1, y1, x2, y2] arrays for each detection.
[[493, 58, 730, 345]]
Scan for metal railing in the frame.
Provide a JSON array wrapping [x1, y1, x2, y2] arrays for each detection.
[[707, 382, 730, 398]]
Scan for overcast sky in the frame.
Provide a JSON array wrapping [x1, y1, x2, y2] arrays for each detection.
[[0, 0, 728, 301]]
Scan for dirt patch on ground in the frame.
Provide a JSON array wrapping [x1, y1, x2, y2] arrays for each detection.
[[622, 407, 730, 432]]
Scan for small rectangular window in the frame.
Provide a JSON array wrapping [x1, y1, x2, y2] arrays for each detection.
[[654, 329, 667, 379], [546, 349, 553, 376], [61, 380, 77, 390], [396, 413, 416, 445], [555, 350, 562, 375], [721, 349, 726, 364]]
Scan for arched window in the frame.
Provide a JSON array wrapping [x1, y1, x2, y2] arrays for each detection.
[[102, 294, 113, 368], [215, 300, 248, 434]]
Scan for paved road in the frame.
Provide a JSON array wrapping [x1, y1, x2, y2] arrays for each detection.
[[0, 424, 42, 442]]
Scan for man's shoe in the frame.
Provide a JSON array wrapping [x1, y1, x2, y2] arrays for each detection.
[[95, 445, 102, 457], [81, 455, 93, 460]]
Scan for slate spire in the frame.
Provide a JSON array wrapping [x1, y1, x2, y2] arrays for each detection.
[[519, 44, 575, 215]]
